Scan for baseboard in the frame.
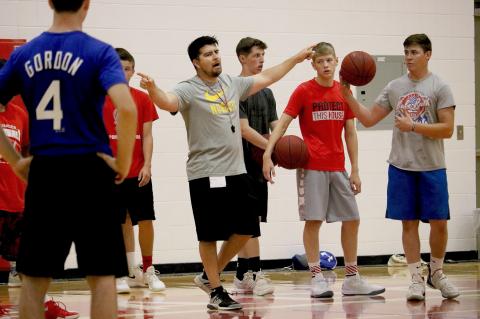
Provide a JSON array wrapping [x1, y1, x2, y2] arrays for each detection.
[[1, 250, 477, 282]]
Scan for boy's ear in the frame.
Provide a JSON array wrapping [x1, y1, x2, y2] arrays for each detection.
[[238, 54, 247, 64], [425, 51, 432, 61]]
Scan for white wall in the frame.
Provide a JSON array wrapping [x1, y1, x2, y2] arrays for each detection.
[[1, 0, 475, 267]]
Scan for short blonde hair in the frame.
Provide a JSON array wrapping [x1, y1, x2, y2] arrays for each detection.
[[312, 42, 336, 59]]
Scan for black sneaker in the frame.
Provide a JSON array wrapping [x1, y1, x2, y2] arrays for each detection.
[[207, 288, 242, 310]]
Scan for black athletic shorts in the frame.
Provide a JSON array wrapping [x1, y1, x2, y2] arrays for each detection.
[[249, 177, 268, 223], [114, 178, 155, 225], [188, 174, 260, 241], [17, 154, 128, 278], [0, 211, 23, 261]]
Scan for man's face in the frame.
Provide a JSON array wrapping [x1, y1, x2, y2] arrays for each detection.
[[121, 60, 134, 83], [195, 44, 222, 78], [311, 54, 337, 80], [241, 46, 265, 75], [404, 44, 431, 73]]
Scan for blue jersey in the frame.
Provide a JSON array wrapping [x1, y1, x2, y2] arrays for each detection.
[[0, 31, 126, 156]]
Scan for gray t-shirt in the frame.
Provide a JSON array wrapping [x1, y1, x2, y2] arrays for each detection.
[[375, 73, 455, 171], [172, 74, 254, 180]]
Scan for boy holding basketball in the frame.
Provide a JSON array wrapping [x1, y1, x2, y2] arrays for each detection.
[[339, 34, 459, 301], [263, 42, 385, 298], [229, 37, 278, 296]]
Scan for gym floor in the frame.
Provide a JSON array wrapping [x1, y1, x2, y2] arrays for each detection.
[[0, 262, 478, 318]]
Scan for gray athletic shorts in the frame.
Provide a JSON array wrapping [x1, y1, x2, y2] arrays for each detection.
[[296, 169, 360, 222]]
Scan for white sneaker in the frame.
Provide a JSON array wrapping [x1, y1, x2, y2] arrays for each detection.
[[253, 271, 274, 296], [144, 266, 166, 292], [127, 265, 147, 288], [341, 274, 385, 296], [406, 280, 426, 301], [310, 274, 333, 298], [116, 277, 131, 294], [8, 271, 21, 288], [233, 272, 255, 294], [426, 265, 460, 299], [194, 274, 212, 295]]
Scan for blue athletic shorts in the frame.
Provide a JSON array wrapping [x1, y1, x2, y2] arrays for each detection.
[[386, 165, 450, 221]]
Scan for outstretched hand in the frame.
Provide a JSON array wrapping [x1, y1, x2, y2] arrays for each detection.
[[294, 44, 315, 63], [137, 72, 157, 91]]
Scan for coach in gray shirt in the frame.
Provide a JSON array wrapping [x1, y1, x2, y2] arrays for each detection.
[[139, 35, 312, 310]]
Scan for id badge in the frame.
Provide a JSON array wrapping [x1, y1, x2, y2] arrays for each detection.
[[209, 176, 226, 188]]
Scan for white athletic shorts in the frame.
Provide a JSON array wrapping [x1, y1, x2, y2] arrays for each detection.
[[296, 169, 360, 222]]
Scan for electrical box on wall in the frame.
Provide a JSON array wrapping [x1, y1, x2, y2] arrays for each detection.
[[356, 55, 406, 131]]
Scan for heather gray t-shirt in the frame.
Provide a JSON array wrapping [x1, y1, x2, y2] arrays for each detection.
[[375, 73, 455, 171], [172, 74, 254, 180]]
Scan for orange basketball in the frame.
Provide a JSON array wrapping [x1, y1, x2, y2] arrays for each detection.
[[250, 134, 277, 166], [274, 135, 309, 169], [340, 51, 376, 86]]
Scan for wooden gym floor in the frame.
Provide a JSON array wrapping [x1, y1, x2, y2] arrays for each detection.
[[0, 262, 479, 318]]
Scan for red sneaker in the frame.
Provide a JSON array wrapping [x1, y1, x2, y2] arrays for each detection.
[[44, 300, 79, 319], [0, 305, 9, 316]]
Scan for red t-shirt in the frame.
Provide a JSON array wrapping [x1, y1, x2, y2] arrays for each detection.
[[0, 102, 29, 213], [283, 79, 354, 171], [103, 87, 159, 178]]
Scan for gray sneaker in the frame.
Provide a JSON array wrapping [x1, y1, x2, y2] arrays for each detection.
[[406, 280, 426, 301], [341, 274, 385, 296], [252, 271, 275, 296], [194, 274, 212, 295], [208, 288, 242, 310], [426, 265, 460, 299], [310, 274, 334, 298]]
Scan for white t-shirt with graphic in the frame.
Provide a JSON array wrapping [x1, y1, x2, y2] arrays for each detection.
[[375, 73, 455, 171]]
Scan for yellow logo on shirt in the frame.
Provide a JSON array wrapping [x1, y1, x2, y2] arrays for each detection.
[[204, 90, 225, 102]]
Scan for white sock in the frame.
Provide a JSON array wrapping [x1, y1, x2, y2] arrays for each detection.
[[430, 256, 444, 276], [407, 261, 423, 282], [10, 261, 16, 273], [126, 252, 136, 272]]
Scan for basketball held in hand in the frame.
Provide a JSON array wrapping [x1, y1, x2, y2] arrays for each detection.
[[250, 134, 277, 166], [273, 135, 309, 169], [339, 51, 376, 86]]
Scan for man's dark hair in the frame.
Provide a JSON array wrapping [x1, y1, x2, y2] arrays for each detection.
[[403, 34, 432, 53], [236, 37, 267, 57], [187, 36, 218, 62], [51, 0, 85, 12], [115, 48, 135, 68], [0, 58, 6, 70]]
